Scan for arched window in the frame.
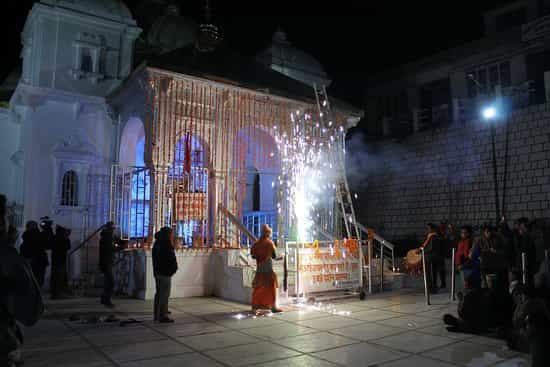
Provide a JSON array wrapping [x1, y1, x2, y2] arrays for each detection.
[[61, 170, 79, 206]]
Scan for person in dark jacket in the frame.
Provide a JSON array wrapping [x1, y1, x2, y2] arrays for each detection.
[[50, 225, 71, 299], [99, 222, 117, 308], [417, 223, 443, 294], [20, 220, 49, 288], [152, 227, 177, 323], [514, 217, 537, 290]]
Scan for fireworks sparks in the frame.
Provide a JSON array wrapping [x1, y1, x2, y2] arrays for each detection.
[[272, 108, 346, 242]]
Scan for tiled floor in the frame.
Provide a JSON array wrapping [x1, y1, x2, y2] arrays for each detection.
[[20, 289, 531, 367]]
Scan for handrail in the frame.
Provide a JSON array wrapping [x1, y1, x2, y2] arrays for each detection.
[[355, 222, 395, 250], [355, 222, 396, 271], [68, 224, 105, 257], [218, 204, 258, 243]]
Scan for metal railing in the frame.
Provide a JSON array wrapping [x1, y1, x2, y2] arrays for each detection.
[[67, 223, 107, 276], [355, 222, 396, 271], [242, 210, 277, 246], [218, 204, 257, 248]]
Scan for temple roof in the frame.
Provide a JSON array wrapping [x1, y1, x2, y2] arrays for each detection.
[[144, 46, 361, 118]]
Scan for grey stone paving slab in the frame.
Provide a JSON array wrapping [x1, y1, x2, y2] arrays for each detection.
[[154, 321, 227, 337], [346, 309, 402, 322], [23, 335, 88, 353], [375, 314, 441, 329], [271, 310, 328, 322], [385, 301, 449, 314], [101, 339, 191, 363], [313, 342, 409, 367], [217, 314, 286, 329], [420, 340, 518, 367], [176, 330, 260, 351], [205, 341, 300, 367], [330, 323, 404, 341], [468, 335, 508, 347], [371, 330, 457, 353], [275, 332, 357, 353], [84, 327, 167, 347], [22, 347, 110, 367], [295, 315, 364, 331], [417, 324, 474, 340], [379, 354, 458, 367], [23, 320, 76, 339], [252, 355, 339, 367], [417, 305, 457, 319], [318, 303, 368, 314], [242, 323, 317, 340], [119, 352, 225, 367]]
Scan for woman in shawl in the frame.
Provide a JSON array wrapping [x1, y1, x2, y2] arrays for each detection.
[[251, 224, 282, 313]]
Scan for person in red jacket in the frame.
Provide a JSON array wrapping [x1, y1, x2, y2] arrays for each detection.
[[455, 225, 475, 289]]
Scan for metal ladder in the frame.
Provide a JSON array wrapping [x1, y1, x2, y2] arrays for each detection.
[[313, 84, 361, 241]]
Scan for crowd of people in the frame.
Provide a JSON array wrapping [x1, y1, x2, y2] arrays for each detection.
[[19, 217, 72, 299], [416, 218, 550, 367]]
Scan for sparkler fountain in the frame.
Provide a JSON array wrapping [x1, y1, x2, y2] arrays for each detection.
[[273, 107, 346, 243]]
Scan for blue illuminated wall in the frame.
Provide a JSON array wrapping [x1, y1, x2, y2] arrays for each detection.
[[130, 137, 150, 238]]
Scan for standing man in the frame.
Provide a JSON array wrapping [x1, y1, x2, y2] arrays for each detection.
[[514, 217, 536, 289], [417, 223, 443, 294], [475, 224, 507, 293], [20, 221, 47, 288], [152, 227, 177, 323], [50, 225, 71, 299], [99, 222, 117, 308]]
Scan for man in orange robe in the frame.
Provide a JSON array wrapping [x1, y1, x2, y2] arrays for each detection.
[[251, 224, 282, 313]]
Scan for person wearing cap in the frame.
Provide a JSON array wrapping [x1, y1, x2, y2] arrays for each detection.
[[99, 222, 117, 308], [152, 227, 177, 323], [250, 224, 282, 313]]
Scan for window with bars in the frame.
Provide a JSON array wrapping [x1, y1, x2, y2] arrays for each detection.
[[467, 61, 511, 97], [61, 170, 79, 206]]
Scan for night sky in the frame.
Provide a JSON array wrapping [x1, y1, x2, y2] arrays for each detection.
[[1, 0, 513, 104]]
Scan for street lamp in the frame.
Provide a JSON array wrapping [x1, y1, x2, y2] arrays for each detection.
[[481, 104, 500, 223], [482, 106, 497, 120]]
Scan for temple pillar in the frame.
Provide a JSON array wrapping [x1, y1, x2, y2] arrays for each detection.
[[149, 164, 171, 239]]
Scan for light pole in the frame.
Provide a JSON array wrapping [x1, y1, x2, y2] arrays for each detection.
[[482, 105, 501, 223]]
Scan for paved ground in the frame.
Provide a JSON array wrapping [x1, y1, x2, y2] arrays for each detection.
[[21, 289, 530, 367]]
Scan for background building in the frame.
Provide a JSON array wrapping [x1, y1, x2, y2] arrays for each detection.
[[356, 0, 550, 245]]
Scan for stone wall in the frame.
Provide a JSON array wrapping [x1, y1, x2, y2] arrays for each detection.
[[356, 102, 550, 240]]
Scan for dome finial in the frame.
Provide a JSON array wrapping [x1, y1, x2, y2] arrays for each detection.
[[195, 0, 222, 52], [205, 0, 211, 23]]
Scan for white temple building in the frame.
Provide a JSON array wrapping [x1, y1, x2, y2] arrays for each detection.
[[0, 0, 363, 300]]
